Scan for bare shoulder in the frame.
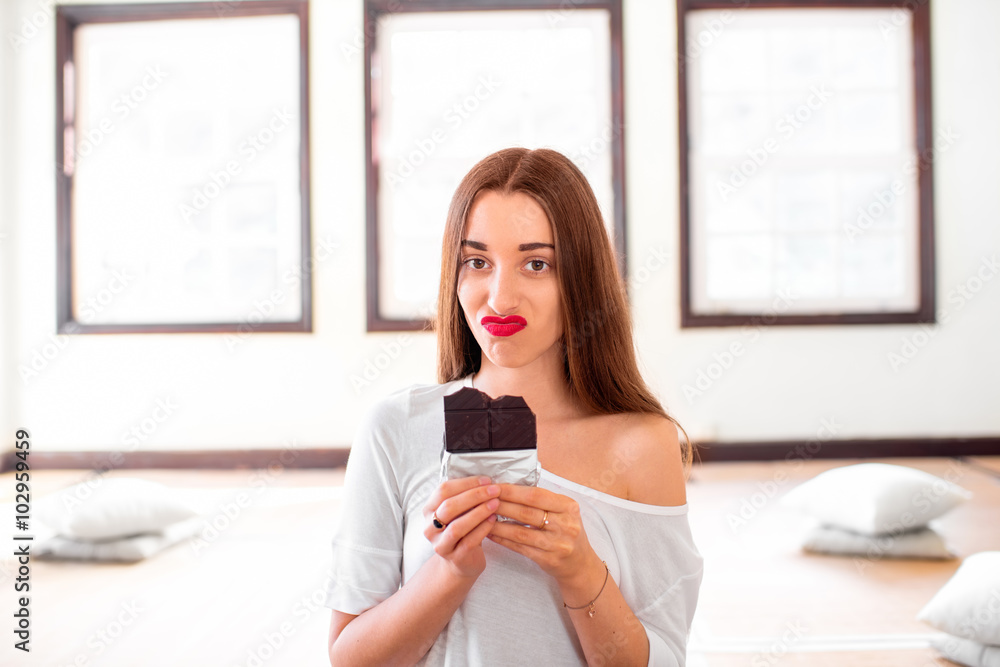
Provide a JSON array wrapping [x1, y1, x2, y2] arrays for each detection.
[[609, 413, 688, 507]]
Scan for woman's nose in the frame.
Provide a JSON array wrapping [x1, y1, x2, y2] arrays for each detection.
[[487, 265, 520, 315]]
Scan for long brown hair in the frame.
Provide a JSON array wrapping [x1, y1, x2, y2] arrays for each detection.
[[434, 147, 692, 469]]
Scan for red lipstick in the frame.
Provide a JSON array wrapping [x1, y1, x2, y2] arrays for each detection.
[[481, 315, 527, 337]]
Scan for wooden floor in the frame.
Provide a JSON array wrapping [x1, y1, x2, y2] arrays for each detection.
[[684, 456, 1000, 667], [1, 456, 997, 666]]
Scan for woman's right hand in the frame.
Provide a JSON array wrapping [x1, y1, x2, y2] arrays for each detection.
[[423, 476, 501, 579]]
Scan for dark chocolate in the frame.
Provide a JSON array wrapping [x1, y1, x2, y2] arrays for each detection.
[[443, 387, 537, 452]]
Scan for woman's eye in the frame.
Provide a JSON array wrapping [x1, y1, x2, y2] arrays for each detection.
[[465, 258, 487, 270], [527, 259, 549, 272]]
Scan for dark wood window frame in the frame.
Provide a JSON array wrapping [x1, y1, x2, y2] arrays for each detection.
[[55, 0, 312, 334], [364, 0, 627, 332], [677, 0, 935, 328]]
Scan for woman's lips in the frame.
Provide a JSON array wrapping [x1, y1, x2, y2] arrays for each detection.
[[481, 315, 526, 337]]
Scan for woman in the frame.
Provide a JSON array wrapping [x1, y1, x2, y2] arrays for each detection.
[[326, 148, 702, 665]]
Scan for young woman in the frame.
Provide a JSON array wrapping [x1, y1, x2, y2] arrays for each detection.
[[326, 148, 702, 666]]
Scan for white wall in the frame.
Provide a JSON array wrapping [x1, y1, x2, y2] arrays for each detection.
[[629, 0, 1000, 441], [4, 0, 998, 454], [1, 0, 16, 447]]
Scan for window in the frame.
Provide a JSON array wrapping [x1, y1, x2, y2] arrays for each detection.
[[56, 1, 311, 333], [365, 0, 625, 331], [678, 0, 935, 326]]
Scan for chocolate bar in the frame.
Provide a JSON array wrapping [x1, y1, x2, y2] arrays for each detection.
[[443, 387, 537, 452]]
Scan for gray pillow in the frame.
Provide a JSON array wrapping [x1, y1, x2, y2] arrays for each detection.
[[929, 634, 1000, 667], [35, 516, 203, 562], [802, 522, 957, 560]]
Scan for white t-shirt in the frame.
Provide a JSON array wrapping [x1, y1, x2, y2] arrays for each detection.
[[324, 376, 703, 666]]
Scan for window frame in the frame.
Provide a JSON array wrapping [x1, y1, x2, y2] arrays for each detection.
[[363, 0, 627, 332], [676, 0, 935, 327], [55, 0, 312, 334]]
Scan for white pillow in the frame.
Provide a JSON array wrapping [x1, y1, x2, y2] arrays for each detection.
[[929, 633, 1000, 667], [918, 551, 1000, 645], [780, 463, 971, 535], [35, 516, 204, 562], [801, 522, 956, 560], [35, 478, 199, 541]]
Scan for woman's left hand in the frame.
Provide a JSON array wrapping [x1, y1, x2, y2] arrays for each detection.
[[487, 484, 599, 584]]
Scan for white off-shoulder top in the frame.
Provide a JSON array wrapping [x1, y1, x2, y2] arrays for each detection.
[[323, 376, 703, 666]]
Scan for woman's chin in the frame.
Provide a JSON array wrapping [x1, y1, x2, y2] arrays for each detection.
[[481, 350, 530, 369], [477, 334, 564, 370], [477, 341, 530, 368], [482, 348, 561, 374]]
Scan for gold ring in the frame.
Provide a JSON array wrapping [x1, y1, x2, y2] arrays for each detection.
[[541, 510, 549, 528], [432, 512, 447, 529]]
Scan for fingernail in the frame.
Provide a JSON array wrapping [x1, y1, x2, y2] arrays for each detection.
[[487, 484, 500, 495], [479, 476, 491, 485], [488, 514, 497, 522], [487, 499, 499, 510]]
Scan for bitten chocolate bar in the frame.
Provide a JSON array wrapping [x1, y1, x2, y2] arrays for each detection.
[[443, 387, 537, 452]]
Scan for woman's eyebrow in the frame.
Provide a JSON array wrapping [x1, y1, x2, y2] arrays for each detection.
[[460, 240, 554, 251]]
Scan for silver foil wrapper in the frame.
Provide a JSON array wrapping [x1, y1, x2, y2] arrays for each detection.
[[440, 448, 540, 487]]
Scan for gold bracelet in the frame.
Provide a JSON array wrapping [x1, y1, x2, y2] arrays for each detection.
[[563, 561, 609, 618]]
